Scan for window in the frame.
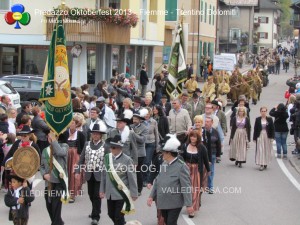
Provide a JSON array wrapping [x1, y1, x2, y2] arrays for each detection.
[[31, 81, 42, 90], [258, 17, 269, 23], [258, 32, 268, 39], [165, 0, 177, 21], [205, 3, 207, 23], [212, 6, 215, 25], [109, 0, 120, 9], [0, 0, 9, 10], [200, 0, 203, 22], [11, 80, 29, 88], [209, 5, 211, 25], [149, 0, 158, 23], [87, 46, 96, 84], [230, 28, 241, 42], [0, 83, 16, 95]]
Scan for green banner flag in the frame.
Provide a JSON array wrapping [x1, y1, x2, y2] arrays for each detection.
[[166, 23, 187, 99], [39, 15, 73, 135]]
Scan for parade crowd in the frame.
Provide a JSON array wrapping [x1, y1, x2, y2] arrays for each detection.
[[1, 47, 299, 225]]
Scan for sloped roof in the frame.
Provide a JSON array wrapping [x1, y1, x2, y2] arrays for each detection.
[[223, 0, 258, 6], [258, 0, 281, 10], [291, 1, 300, 9]]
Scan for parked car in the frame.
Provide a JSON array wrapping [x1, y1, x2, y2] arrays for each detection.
[[0, 80, 21, 109], [0, 75, 42, 106]]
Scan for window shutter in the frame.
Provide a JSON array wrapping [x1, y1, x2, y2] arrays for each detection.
[[258, 17, 261, 23], [266, 17, 269, 24], [165, 0, 177, 21], [201, 0, 203, 22], [265, 33, 268, 39]]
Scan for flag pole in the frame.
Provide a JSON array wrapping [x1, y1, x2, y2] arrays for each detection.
[[47, 0, 66, 198]]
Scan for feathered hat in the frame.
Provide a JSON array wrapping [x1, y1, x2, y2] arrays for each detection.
[[91, 121, 107, 134], [133, 108, 148, 120], [115, 109, 133, 124], [162, 134, 181, 152]]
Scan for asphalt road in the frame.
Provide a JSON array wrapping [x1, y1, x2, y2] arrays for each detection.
[[1, 66, 300, 225]]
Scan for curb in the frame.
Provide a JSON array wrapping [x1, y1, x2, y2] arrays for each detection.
[[289, 157, 300, 175]]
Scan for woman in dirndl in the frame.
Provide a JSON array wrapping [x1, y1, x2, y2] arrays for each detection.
[[182, 130, 210, 218], [229, 106, 251, 168], [253, 107, 275, 171], [65, 118, 86, 202], [192, 115, 209, 192]]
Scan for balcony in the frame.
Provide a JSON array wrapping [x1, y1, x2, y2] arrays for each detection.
[[219, 36, 239, 45], [45, 16, 130, 45]]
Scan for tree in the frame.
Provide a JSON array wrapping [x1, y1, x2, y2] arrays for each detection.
[[280, 0, 293, 38]]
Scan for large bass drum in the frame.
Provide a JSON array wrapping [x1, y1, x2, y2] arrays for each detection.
[[11, 146, 40, 179]]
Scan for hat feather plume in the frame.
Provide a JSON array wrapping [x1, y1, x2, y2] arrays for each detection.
[[123, 109, 133, 120], [163, 134, 180, 151], [139, 108, 148, 118]]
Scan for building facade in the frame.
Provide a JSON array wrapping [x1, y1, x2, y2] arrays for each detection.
[[217, 0, 257, 54], [254, 0, 281, 53], [0, 0, 165, 88]]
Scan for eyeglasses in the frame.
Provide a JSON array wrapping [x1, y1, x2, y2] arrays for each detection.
[[261, 111, 267, 112]]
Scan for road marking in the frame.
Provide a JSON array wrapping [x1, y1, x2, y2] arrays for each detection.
[[32, 179, 42, 188], [182, 214, 196, 225], [273, 145, 300, 192]]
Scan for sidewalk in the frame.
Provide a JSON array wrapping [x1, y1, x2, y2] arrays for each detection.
[[288, 140, 300, 174]]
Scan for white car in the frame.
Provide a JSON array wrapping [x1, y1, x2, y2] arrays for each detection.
[[0, 80, 21, 109]]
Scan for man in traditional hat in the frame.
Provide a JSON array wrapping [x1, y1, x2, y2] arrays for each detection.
[[159, 95, 171, 116], [211, 100, 227, 136], [100, 135, 138, 225], [185, 74, 198, 97], [238, 78, 251, 101], [40, 131, 68, 225], [106, 109, 138, 165], [133, 96, 143, 114], [202, 76, 216, 102], [217, 74, 230, 110], [75, 123, 107, 225], [131, 108, 149, 196], [191, 93, 205, 121], [85, 107, 104, 141], [147, 134, 193, 225]]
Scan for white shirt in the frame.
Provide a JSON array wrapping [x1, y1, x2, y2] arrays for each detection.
[[103, 105, 116, 128], [12, 186, 22, 210], [168, 157, 178, 165]]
